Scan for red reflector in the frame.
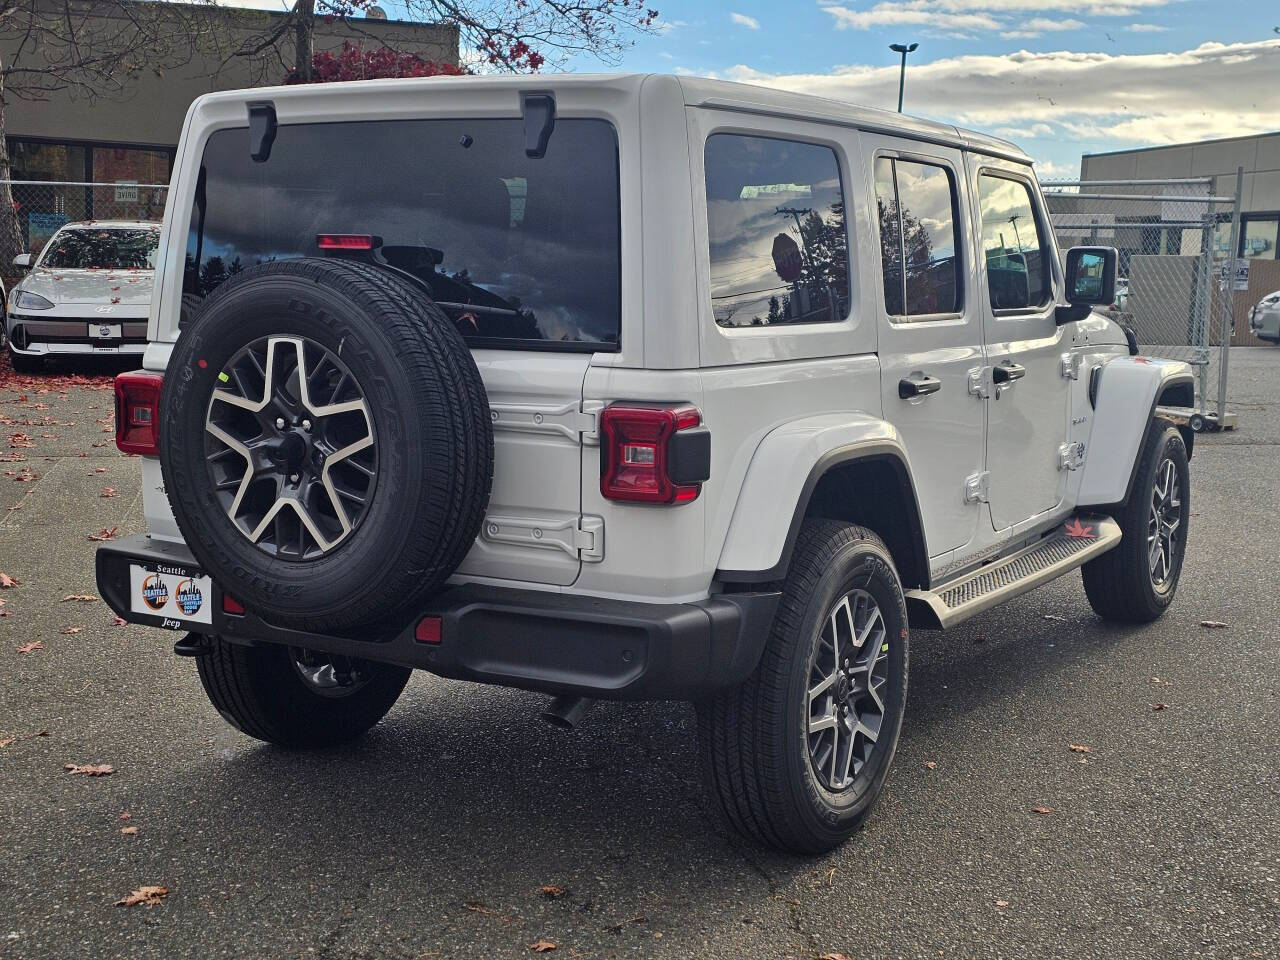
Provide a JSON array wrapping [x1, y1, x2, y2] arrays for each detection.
[[114, 370, 164, 456], [222, 594, 246, 615], [415, 616, 442, 644], [600, 403, 702, 505], [317, 233, 374, 251]]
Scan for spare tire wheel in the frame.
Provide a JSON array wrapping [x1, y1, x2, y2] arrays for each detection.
[[159, 258, 493, 632]]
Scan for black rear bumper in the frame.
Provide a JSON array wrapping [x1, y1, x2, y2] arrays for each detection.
[[95, 536, 779, 701]]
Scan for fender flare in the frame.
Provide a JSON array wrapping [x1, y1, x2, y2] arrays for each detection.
[[715, 413, 928, 585], [1078, 357, 1195, 508]]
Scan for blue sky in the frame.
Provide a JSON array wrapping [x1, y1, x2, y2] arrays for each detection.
[[560, 0, 1280, 177]]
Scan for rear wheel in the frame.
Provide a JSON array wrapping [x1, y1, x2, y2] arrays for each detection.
[[195, 635, 411, 748], [1082, 422, 1189, 623], [698, 521, 909, 854]]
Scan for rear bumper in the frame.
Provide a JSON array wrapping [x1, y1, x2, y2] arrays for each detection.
[[96, 535, 780, 701]]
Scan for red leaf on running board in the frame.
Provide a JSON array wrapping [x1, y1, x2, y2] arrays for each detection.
[[1063, 518, 1096, 539], [87, 527, 118, 542]]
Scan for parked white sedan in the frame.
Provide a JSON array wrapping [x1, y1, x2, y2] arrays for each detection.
[[7, 220, 160, 373], [1250, 289, 1280, 344]]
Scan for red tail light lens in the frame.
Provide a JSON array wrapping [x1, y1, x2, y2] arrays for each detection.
[[317, 234, 374, 251], [600, 403, 704, 504], [114, 370, 164, 456], [222, 594, 246, 615]]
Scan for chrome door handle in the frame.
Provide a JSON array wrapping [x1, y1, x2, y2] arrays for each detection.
[[899, 373, 942, 399], [993, 361, 1026, 384]]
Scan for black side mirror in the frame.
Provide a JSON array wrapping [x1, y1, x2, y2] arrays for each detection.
[[1057, 245, 1117, 324]]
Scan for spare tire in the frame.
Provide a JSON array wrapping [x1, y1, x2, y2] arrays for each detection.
[[159, 258, 493, 632]]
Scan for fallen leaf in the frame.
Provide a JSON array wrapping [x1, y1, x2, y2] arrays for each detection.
[[120, 811, 132, 820], [1064, 517, 1096, 539], [529, 941, 557, 953], [1200, 620, 1227, 629], [1043, 614, 1068, 622], [1068, 744, 1091, 754], [819, 954, 853, 960], [120, 826, 139, 836], [112, 616, 127, 627], [0, 738, 13, 748], [540, 885, 565, 898], [995, 900, 1010, 909], [464, 900, 496, 916], [100, 487, 118, 498], [88, 527, 119, 542], [0, 572, 18, 588], [61, 626, 83, 635], [62, 594, 99, 603], [93, 466, 108, 473], [1152, 703, 1168, 712], [1031, 805, 1053, 815], [65, 763, 114, 776], [115, 885, 167, 908], [17, 641, 41, 654], [924, 760, 937, 770]]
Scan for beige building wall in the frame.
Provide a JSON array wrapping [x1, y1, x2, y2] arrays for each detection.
[[5, 1, 459, 150]]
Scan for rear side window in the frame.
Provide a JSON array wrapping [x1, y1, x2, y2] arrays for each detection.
[[704, 134, 849, 328], [185, 118, 621, 349], [873, 157, 961, 319], [977, 173, 1050, 311]]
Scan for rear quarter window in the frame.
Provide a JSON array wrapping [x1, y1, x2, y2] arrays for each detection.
[[185, 118, 621, 349]]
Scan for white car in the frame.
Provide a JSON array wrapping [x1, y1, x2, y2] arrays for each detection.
[[95, 75, 1195, 854], [1250, 289, 1280, 344], [7, 220, 160, 372]]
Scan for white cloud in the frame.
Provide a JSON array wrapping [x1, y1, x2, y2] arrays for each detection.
[[826, 0, 1166, 34], [1033, 158, 1078, 180], [1127, 22, 1170, 31], [825, 4, 1001, 31], [730, 12, 761, 30], [720, 40, 1280, 150], [1004, 19, 1083, 38]]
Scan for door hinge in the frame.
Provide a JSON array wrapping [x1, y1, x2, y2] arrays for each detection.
[[488, 400, 602, 445], [1060, 352, 1083, 380], [967, 366, 991, 400], [481, 514, 605, 562], [963, 471, 990, 503], [1058, 441, 1086, 471]]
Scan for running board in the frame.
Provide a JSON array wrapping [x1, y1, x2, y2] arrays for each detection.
[[905, 515, 1121, 630]]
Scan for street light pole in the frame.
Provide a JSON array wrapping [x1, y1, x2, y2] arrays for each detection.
[[889, 42, 918, 113]]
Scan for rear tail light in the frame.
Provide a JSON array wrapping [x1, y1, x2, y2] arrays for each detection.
[[222, 594, 246, 615], [415, 616, 442, 644], [600, 403, 710, 504], [114, 370, 164, 456]]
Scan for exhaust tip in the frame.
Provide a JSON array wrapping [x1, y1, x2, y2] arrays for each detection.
[[539, 695, 592, 730]]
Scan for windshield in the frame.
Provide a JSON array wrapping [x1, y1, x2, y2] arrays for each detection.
[[185, 118, 622, 348], [40, 228, 160, 270]]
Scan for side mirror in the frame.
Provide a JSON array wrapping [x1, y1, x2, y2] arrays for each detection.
[[12, 253, 31, 269], [1057, 245, 1117, 324]]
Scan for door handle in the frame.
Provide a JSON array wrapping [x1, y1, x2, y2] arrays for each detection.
[[992, 361, 1026, 385], [899, 373, 943, 399]]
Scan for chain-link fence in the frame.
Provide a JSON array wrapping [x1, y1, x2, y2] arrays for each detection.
[[1042, 175, 1244, 427], [2, 180, 169, 291]]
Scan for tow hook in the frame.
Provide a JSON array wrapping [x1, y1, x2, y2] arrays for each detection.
[[539, 695, 593, 730], [173, 633, 211, 658]]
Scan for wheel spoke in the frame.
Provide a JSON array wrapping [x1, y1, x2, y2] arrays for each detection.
[[809, 712, 837, 735]]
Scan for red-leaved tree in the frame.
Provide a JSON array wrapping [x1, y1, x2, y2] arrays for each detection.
[[286, 40, 467, 83]]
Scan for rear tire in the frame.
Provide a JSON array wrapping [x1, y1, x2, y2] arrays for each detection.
[[8, 349, 42, 374], [698, 520, 909, 854], [196, 635, 411, 748], [1082, 422, 1189, 623]]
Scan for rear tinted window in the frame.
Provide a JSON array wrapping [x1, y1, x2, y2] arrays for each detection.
[[185, 118, 621, 348], [41, 227, 160, 270]]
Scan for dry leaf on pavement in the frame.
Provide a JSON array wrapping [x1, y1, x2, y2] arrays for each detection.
[[17, 641, 41, 653], [64, 763, 114, 776], [1031, 805, 1053, 815], [101, 487, 118, 498], [529, 941, 557, 953], [923, 760, 937, 770], [0, 738, 13, 749], [1068, 744, 1091, 754], [1152, 703, 1169, 712], [120, 811, 132, 820], [61, 626, 83, 635], [115, 885, 168, 908], [120, 826, 139, 836], [540, 885, 565, 898], [112, 616, 128, 627], [0, 572, 18, 588], [62, 594, 99, 603], [1200, 620, 1227, 629], [995, 900, 1010, 909], [87, 527, 119, 542], [818, 953, 853, 960]]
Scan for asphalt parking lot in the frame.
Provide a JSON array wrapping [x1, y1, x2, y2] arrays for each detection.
[[1, 349, 1278, 960]]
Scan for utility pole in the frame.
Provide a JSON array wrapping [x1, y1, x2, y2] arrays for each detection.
[[890, 42, 918, 112]]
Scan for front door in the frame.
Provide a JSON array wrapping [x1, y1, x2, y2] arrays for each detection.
[[863, 135, 986, 568], [966, 159, 1072, 533]]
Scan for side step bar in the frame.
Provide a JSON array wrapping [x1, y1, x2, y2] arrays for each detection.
[[906, 515, 1121, 630]]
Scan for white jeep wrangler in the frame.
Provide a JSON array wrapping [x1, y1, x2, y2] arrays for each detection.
[[97, 74, 1194, 854]]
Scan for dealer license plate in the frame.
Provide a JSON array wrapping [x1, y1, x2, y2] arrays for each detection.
[[128, 563, 213, 627]]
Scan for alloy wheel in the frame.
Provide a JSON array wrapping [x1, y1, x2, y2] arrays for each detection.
[[806, 589, 890, 792], [204, 336, 377, 560], [288, 648, 376, 698], [1148, 456, 1182, 587]]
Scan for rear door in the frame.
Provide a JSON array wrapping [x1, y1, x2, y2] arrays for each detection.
[[967, 159, 1071, 533], [862, 135, 987, 568]]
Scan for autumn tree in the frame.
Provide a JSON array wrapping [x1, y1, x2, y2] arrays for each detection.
[[285, 40, 466, 84]]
